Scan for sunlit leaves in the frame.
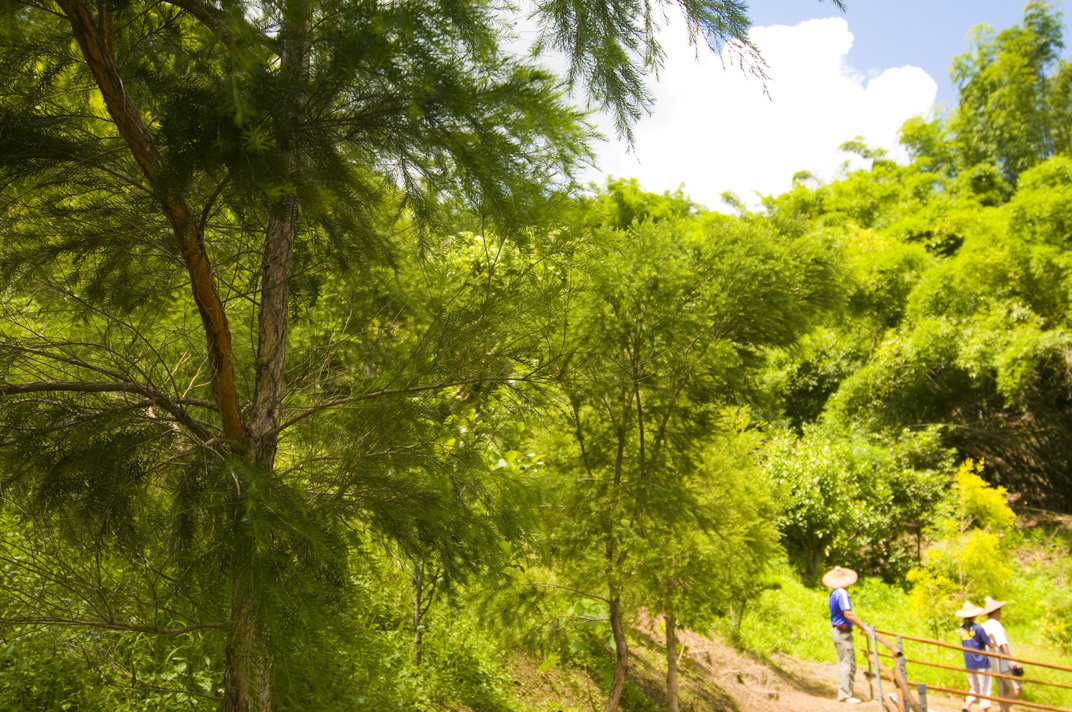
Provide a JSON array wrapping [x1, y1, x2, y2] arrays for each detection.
[[907, 461, 1014, 632], [764, 424, 951, 578]]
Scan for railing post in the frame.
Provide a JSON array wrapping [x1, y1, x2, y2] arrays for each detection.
[[869, 628, 1072, 712], [865, 632, 875, 700], [870, 626, 885, 710], [897, 636, 909, 711]]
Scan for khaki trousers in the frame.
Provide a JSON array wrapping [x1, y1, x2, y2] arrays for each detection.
[[832, 627, 856, 701]]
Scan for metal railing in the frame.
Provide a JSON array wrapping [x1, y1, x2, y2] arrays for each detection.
[[860, 626, 1072, 712]]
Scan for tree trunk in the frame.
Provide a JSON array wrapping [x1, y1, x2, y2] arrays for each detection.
[[605, 595, 629, 712], [246, 0, 310, 454], [225, 196, 298, 712], [59, 0, 311, 709], [58, 0, 246, 439], [413, 563, 424, 666], [665, 613, 680, 712], [247, 196, 300, 461], [730, 599, 747, 633], [223, 6, 312, 709], [804, 541, 823, 581], [224, 586, 271, 712]]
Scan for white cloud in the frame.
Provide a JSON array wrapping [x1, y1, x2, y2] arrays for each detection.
[[582, 17, 938, 210]]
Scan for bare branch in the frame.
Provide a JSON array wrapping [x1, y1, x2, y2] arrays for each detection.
[[0, 379, 217, 441], [268, 374, 538, 437], [0, 616, 225, 636]]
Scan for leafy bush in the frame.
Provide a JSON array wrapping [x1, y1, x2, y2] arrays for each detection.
[[906, 460, 1015, 636]]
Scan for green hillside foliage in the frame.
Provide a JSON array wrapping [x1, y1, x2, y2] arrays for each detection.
[[3, 1, 1072, 711]]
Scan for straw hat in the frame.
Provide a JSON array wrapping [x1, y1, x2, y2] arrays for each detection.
[[954, 601, 987, 619], [982, 596, 1009, 615], [822, 566, 858, 589]]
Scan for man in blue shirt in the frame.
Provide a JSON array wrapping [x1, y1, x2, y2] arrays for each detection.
[[824, 566, 871, 704]]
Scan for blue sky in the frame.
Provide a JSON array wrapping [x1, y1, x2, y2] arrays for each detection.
[[749, 1, 1052, 108], [580, 0, 1070, 210]]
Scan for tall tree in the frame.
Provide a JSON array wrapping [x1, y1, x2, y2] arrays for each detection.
[[917, 1, 1072, 185], [0, 0, 787, 708], [637, 419, 782, 712], [537, 184, 843, 712]]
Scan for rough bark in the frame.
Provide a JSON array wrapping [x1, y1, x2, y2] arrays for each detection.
[[223, 587, 272, 712], [247, 195, 300, 465], [224, 6, 313, 710], [412, 563, 424, 666], [59, 1, 312, 708], [666, 613, 680, 712], [605, 595, 629, 712], [245, 0, 311, 461]]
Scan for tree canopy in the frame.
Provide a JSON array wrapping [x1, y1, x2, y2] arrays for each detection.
[[5, 1, 1072, 711], [0, 0, 835, 708]]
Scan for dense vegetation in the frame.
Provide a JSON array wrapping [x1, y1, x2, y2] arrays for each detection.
[[1, 0, 1071, 711]]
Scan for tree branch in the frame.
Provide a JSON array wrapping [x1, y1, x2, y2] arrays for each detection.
[[267, 374, 539, 438], [161, 0, 274, 49], [521, 582, 609, 604], [1, 380, 217, 441], [56, 0, 246, 439], [0, 616, 225, 636]]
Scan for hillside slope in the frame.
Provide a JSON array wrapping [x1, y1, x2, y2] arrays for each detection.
[[514, 622, 967, 712]]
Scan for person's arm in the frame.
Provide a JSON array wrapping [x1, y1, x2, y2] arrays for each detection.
[[999, 643, 1022, 670], [843, 608, 867, 630], [846, 608, 902, 657]]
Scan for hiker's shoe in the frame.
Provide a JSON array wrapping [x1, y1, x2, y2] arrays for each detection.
[[842, 698, 863, 704]]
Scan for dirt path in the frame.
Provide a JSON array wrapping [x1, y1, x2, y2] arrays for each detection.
[[672, 625, 967, 712], [513, 618, 972, 711]]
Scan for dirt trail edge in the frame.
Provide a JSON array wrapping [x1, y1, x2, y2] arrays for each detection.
[[509, 618, 968, 711], [640, 618, 965, 712]]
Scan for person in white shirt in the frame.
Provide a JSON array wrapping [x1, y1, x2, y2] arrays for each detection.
[[981, 596, 1022, 708]]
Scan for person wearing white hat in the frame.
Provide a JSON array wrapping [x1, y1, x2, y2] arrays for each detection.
[[956, 600, 993, 712], [823, 566, 870, 704], [981, 596, 1022, 706]]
